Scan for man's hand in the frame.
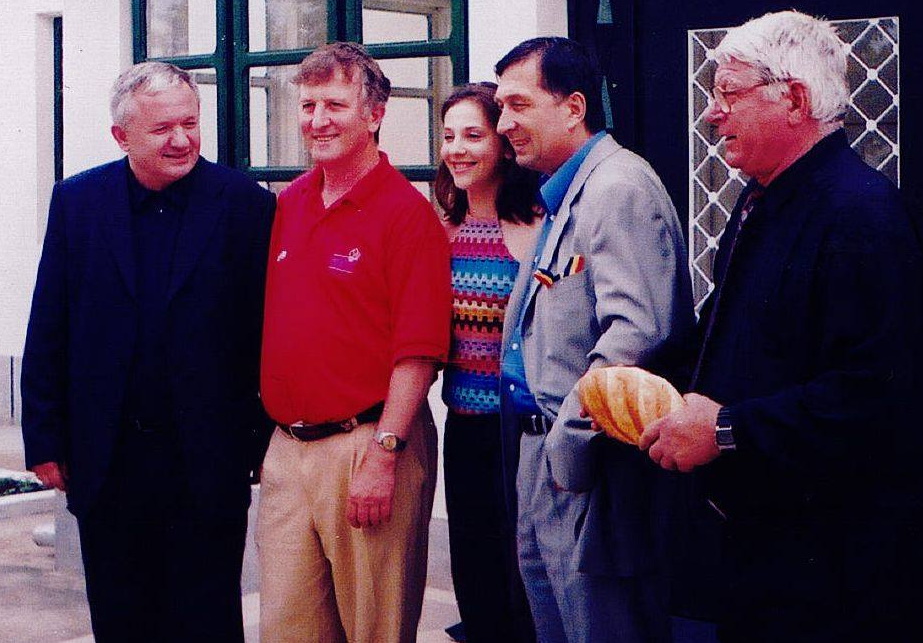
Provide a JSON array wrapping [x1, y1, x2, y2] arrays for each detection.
[[578, 405, 602, 431], [346, 443, 397, 529], [638, 393, 722, 472], [31, 461, 68, 491]]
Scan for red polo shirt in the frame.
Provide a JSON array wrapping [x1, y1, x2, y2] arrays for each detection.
[[260, 154, 451, 425]]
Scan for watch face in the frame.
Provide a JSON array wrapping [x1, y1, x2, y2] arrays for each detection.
[[381, 434, 398, 451], [716, 429, 735, 446]]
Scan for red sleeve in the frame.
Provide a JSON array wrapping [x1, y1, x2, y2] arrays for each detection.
[[385, 197, 452, 365]]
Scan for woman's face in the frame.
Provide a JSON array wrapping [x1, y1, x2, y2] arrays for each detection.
[[440, 99, 505, 193]]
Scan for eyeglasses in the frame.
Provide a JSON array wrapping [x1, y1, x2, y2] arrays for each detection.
[[709, 80, 782, 114]]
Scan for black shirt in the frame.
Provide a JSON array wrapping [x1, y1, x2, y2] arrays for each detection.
[[122, 164, 195, 431]]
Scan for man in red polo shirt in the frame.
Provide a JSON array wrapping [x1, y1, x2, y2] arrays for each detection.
[[257, 42, 451, 643]]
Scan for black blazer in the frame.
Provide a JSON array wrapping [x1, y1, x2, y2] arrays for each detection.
[[21, 158, 275, 520], [695, 131, 923, 520]]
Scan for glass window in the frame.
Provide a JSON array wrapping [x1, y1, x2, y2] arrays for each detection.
[[146, 0, 216, 57], [134, 0, 467, 187], [249, 0, 329, 53]]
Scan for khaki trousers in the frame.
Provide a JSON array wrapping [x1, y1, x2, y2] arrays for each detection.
[[257, 407, 437, 643]]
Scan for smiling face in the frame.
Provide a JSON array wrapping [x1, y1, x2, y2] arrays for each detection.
[[440, 98, 505, 194], [495, 56, 577, 175], [298, 69, 384, 171], [111, 83, 201, 191], [705, 59, 795, 185]]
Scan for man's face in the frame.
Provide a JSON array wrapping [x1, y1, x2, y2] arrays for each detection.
[[706, 59, 793, 185], [111, 83, 201, 191], [495, 56, 575, 175], [298, 70, 383, 169]]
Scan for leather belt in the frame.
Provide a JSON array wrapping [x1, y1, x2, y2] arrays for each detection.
[[519, 413, 552, 436], [279, 402, 385, 443]]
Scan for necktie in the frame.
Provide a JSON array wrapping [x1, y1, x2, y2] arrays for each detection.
[[690, 187, 764, 388]]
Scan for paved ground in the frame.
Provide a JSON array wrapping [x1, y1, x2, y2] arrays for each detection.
[[0, 425, 461, 643]]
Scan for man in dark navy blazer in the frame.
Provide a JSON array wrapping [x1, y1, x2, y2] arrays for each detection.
[[21, 62, 275, 643], [639, 11, 923, 643]]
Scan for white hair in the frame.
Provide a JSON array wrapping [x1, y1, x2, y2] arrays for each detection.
[[715, 10, 849, 124], [109, 61, 200, 126]]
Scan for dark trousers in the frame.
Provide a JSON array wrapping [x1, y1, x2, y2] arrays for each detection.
[[444, 411, 535, 643], [77, 425, 248, 643], [716, 514, 921, 643]]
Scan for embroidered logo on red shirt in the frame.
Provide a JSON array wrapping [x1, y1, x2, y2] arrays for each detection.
[[329, 247, 362, 273]]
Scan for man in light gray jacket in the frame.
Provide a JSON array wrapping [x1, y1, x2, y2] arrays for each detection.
[[496, 37, 694, 643]]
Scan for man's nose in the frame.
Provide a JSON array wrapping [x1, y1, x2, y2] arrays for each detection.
[[311, 105, 331, 128], [704, 100, 725, 125], [496, 108, 514, 135], [169, 126, 190, 148]]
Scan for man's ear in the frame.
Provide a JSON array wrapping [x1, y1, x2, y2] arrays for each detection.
[[786, 80, 812, 125], [111, 125, 130, 152], [367, 103, 386, 133], [565, 91, 588, 130]]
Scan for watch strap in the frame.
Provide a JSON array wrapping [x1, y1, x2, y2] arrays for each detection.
[[715, 406, 736, 452]]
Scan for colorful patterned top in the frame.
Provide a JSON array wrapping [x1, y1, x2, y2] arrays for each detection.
[[442, 217, 519, 415]]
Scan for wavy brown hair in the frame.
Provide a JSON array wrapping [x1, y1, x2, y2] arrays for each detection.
[[434, 82, 540, 226]]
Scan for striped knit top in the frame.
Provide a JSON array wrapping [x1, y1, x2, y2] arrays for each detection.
[[442, 217, 519, 415]]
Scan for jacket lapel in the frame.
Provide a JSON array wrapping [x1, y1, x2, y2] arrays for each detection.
[[102, 160, 137, 300], [167, 159, 225, 302], [521, 135, 621, 317]]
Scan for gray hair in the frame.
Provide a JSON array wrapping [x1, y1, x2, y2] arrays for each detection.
[[109, 61, 200, 126], [715, 10, 849, 124]]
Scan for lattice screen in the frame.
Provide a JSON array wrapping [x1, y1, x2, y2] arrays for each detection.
[[688, 17, 900, 310]]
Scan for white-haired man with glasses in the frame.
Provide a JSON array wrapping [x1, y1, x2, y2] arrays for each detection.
[[640, 10, 923, 643]]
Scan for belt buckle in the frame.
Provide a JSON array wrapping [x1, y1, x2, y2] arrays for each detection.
[[523, 413, 547, 435], [282, 421, 304, 440]]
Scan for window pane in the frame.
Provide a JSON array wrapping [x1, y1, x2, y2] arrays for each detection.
[[249, 0, 328, 53], [381, 97, 431, 165], [249, 65, 303, 168], [380, 55, 453, 167], [362, 0, 452, 43], [191, 70, 219, 162], [147, 0, 216, 57], [249, 56, 452, 170], [378, 57, 429, 88]]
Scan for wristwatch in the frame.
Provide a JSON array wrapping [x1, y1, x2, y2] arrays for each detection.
[[715, 407, 736, 452], [373, 430, 407, 453]]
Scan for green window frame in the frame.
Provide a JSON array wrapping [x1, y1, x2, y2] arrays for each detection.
[[132, 0, 469, 184]]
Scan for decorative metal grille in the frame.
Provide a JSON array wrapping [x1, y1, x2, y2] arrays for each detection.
[[688, 17, 900, 310]]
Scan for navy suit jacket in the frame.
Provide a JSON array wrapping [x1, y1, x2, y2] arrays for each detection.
[[21, 157, 275, 520], [683, 131, 923, 625]]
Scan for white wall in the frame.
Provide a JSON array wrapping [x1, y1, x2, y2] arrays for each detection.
[[468, 0, 567, 81], [0, 1, 61, 357], [0, 0, 132, 358]]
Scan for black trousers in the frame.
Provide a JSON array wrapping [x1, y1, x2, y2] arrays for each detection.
[[716, 513, 922, 643], [444, 411, 535, 643], [77, 426, 248, 643]]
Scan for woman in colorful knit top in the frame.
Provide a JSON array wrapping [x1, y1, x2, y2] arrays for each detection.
[[435, 82, 541, 643]]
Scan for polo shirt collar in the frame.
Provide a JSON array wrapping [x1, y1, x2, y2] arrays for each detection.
[[539, 130, 607, 215], [303, 151, 393, 212]]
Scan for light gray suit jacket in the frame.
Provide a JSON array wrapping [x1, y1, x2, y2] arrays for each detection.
[[502, 134, 694, 576]]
